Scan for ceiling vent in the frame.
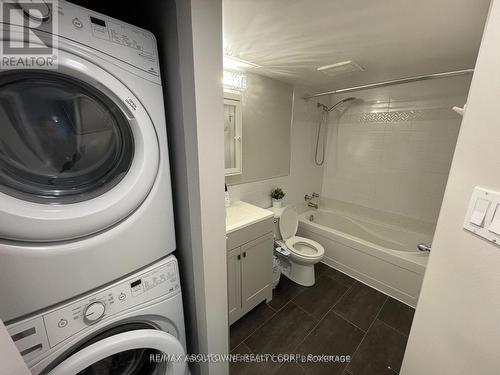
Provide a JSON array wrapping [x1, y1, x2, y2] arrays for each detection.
[[317, 60, 364, 77]]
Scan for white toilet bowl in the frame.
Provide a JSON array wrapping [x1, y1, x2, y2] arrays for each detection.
[[278, 207, 324, 286]]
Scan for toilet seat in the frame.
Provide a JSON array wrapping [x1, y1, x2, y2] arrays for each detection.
[[285, 236, 325, 259], [279, 207, 324, 259]]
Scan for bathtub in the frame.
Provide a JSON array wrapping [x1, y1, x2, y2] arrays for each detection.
[[297, 209, 431, 307]]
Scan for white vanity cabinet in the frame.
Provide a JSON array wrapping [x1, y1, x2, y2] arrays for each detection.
[[226, 202, 274, 325]]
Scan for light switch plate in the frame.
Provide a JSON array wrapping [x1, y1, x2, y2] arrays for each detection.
[[464, 186, 500, 245]]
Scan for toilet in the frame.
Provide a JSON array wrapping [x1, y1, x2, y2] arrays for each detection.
[[274, 206, 325, 286]]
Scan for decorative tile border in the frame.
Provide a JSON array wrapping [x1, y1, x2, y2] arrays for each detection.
[[342, 108, 458, 123]]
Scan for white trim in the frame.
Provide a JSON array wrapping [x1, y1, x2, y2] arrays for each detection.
[[49, 330, 186, 375]]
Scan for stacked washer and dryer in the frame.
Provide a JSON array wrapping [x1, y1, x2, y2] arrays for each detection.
[[0, 1, 187, 374]]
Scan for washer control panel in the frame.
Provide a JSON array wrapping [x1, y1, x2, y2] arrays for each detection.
[[7, 257, 180, 358]]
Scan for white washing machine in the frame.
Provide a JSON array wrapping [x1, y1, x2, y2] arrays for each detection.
[[0, 1, 176, 320], [6, 255, 187, 375]]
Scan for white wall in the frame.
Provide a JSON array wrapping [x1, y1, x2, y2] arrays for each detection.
[[189, 2, 229, 374], [401, 1, 500, 374], [227, 86, 326, 210], [322, 76, 470, 224], [135, 1, 228, 374]]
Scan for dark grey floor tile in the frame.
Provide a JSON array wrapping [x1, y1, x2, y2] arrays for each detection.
[[245, 302, 317, 374], [230, 302, 276, 350], [315, 262, 329, 278], [275, 362, 308, 375], [378, 298, 415, 336], [342, 370, 354, 375], [293, 275, 348, 320], [296, 312, 364, 375], [269, 276, 307, 311], [324, 268, 356, 288], [334, 282, 387, 331], [230, 342, 270, 375], [348, 320, 409, 375]]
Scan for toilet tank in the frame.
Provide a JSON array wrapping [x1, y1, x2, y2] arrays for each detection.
[[273, 216, 281, 240]]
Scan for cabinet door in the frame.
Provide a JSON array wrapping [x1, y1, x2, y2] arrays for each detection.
[[227, 247, 242, 325], [241, 233, 273, 311]]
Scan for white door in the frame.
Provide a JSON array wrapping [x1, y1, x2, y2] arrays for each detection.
[[49, 329, 186, 375], [0, 44, 159, 242]]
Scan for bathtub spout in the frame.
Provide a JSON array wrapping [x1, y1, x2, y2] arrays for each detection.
[[417, 243, 431, 252], [308, 202, 319, 209]]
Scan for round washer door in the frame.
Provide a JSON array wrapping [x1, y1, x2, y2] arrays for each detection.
[[0, 49, 159, 241], [49, 330, 186, 375]]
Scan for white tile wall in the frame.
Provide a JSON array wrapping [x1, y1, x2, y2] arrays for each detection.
[[227, 76, 470, 224], [227, 86, 325, 210], [321, 77, 470, 224]]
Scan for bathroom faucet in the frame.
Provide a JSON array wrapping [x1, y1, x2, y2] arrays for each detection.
[[308, 202, 319, 209], [305, 192, 320, 201], [417, 243, 431, 252]]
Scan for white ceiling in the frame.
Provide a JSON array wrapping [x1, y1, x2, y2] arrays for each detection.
[[223, 0, 491, 91]]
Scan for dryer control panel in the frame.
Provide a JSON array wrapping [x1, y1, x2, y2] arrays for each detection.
[[6, 256, 180, 364], [58, 1, 160, 78], [1, 1, 161, 82]]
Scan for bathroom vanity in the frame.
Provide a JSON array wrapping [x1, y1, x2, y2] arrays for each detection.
[[226, 201, 274, 324]]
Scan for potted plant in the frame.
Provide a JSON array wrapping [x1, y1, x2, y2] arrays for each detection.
[[270, 187, 286, 208]]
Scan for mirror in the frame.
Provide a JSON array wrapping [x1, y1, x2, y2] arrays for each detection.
[[225, 72, 293, 184], [224, 91, 242, 176]]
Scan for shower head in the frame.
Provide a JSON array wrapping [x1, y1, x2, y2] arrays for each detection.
[[317, 102, 330, 111], [318, 97, 356, 112]]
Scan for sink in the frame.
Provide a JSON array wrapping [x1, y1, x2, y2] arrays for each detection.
[[226, 201, 274, 234]]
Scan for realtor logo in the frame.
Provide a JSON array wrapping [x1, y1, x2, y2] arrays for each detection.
[[0, 0, 58, 69]]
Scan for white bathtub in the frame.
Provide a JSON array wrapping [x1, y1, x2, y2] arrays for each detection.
[[297, 209, 431, 307]]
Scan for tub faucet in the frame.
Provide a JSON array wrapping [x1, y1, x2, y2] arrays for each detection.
[[417, 243, 431, 252], [305, 192, 320, 201], [308, 202, 319, 209]]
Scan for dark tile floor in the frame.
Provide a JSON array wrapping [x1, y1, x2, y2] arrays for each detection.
[[229, 263, 415, 375]]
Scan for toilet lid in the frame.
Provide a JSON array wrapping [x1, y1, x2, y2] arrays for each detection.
[[279, 207, 298, 240]]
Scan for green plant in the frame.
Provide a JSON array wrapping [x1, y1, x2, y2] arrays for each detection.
[[270, 187, 285, 200]]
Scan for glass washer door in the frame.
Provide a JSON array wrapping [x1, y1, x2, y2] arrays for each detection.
[[0, 71, 134, 204], [0, 48, 160, 242], [48, 329, 186, 375]]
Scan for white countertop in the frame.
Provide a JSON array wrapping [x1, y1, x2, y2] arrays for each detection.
[[226, 201, 274, 234]]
